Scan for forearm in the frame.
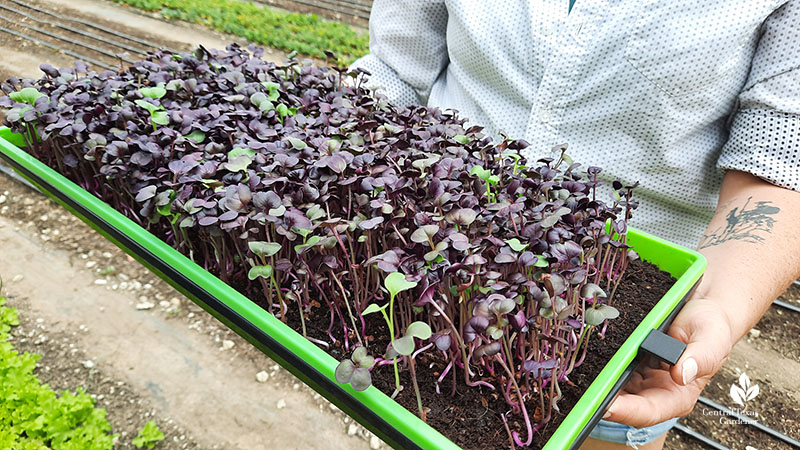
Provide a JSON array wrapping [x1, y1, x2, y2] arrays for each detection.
[[695, 170, 800, 342]]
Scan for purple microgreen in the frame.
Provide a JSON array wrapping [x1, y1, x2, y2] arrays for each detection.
[[1, 45, 641, 436], [335, 346, 375, 392], [444, 208, 477, 226]]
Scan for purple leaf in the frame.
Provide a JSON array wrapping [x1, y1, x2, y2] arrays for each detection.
[[135, 185, 157, 202]]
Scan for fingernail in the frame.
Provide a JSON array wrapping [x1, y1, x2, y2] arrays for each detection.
[[682, 358, 698, 385], [603, 402, 615, 419]]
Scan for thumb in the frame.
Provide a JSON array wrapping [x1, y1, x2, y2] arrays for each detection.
[[668, 303, 732, 386]]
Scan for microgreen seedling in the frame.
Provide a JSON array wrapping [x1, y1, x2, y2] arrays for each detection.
[[248, 241, 284, 320], [335, 346, 376, 391], [138, 85, 166, 99], [391, 321, 432, 420], [134, 99, 168, 131], [9, 87, 46, 105], [365, 272, 418, 398]]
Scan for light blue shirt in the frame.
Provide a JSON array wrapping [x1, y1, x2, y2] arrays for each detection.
[[352, 0, 800, 247]]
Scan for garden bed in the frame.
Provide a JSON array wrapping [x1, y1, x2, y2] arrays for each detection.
[[0, 45, 705, 449]]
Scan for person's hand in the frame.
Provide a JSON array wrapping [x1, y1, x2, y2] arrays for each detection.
[[602, 297, 734, 428]]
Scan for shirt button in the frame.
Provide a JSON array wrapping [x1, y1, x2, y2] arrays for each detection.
[[538, 108, 552, 123], [541, 22, 555, 36]]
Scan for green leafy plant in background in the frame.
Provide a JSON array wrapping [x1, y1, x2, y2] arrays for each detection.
[[132, 420, 165, 449], [0, 279, 117, 450], [110, 0, 369, 64]]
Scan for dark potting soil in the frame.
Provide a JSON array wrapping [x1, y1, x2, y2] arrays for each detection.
[[281, 258, 676, 450]]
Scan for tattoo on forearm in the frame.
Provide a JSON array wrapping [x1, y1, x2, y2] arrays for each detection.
[[698, 197, 779, 249]]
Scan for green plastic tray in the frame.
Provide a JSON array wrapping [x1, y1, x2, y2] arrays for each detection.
[[0, 127, 706, 449]]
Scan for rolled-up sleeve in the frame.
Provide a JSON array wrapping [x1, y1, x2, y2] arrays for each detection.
[[717, 0, 800, 190], [350, 0, 449, 107]]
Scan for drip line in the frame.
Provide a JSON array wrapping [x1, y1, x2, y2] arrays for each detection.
[[673, 422, 731, 450], [0, 13, 135, 63], [0, 25, 114, 70], [8, 0, 179, 53], [276, 0, 371, 19], [0, 3, 148, 56]]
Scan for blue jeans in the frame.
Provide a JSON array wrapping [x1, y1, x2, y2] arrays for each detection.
[[588, 418, 679, 448]]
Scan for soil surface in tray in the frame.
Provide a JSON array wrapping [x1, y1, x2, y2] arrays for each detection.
[[284, 258, 676, 449]]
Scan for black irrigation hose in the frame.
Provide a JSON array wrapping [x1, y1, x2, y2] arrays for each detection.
[[307, 0, 373, 14], [774, 298, 800, 314], [772, 280, 800, 313], [673, 422, 731, 450], [0, 3, 149, 56], [280, 0, 371, 20], [8, 0, 179, 54], [330, 0, 374, 8], [697, 396, 800, 448], [0, 13, 135, 64], [0, 25, 114, 70]]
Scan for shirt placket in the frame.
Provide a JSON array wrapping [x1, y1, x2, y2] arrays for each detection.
[[525, 0, 608, 152]]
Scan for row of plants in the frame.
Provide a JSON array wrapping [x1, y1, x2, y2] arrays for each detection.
[[0, 45, 637, 446], [111, 0, 369, 64], [0, 280, 164, 449]]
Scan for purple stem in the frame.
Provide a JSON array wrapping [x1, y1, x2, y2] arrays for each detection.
[[502, 379, 520, 414], [412, 343, 433, 360], [599, 319, 609, 339], [373, 358, 397, 367], [437, 357, 453, 384]]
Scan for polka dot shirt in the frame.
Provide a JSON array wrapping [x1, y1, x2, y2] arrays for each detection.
[[351, 0, 800, 248]]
